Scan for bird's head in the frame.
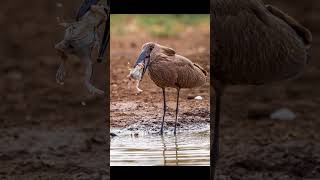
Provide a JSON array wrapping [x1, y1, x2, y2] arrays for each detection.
[[133, 42, 155, 80]]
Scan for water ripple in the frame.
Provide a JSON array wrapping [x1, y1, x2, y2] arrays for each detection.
[[111, 129, 209, 166]]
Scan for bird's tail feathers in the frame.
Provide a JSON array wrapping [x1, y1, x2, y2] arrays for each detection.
[[194, 63, 208, 76]]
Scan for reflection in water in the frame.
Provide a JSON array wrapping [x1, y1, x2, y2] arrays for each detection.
[[161, 135, 179, 166], [111, 130, 209, 166]]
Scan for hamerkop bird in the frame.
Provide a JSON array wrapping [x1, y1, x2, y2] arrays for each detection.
[[133, 42, 208, 135], [211, 0, 312, 179]]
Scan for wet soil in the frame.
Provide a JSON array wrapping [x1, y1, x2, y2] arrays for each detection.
[[0, 0, 109, 179]]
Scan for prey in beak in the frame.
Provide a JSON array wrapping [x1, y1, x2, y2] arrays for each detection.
[[133, 43, 153, 80], [127, 63, 144, 95], [127, 42, 154, 95]]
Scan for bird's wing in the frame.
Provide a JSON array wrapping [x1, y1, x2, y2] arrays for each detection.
[[148, 54, 178, 87], [212, 0, 310, 85], [152, 45, 176, 64], [212, 0, 271, 58], [266, 4, 312, 46], [76, 0, 99, 21], [211, 0, 297, 84], [193, 63, 208, 76], [173, 55, 207, 88]]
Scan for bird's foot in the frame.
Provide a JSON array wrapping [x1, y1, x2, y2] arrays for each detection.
[[136, 88, 143, 95], [56, 66, 66, 85], [159, 127, 165, 135], [87, 85, 104, 95]]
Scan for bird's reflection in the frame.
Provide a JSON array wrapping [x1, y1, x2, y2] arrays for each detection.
[[161, 135, 179, 166]]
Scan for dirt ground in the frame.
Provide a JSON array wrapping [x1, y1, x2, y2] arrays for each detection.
[[0, 0, 109, 179]]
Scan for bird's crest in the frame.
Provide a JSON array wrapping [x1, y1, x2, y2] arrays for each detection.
[[159, 45, 176, 56]]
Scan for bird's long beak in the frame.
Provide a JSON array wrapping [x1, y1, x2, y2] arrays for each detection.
[[134, 49, 150, 79]]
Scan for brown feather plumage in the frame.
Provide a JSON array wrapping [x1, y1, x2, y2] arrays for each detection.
[[210, 1, 312, 179], [146, 42, 207, 89], [135, 42, 208, 135], [211, 0, 312, 86]]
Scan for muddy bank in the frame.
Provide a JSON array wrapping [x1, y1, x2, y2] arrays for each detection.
[[111, 101, 210, 130]]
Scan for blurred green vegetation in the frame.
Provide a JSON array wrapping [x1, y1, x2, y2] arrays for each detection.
[[111, 14, 209, 38]]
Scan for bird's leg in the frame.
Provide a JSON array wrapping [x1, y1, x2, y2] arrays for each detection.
[[174, 88, 180, 135], [211, 90, 221, 180], [82, 56, 104, 95], [55, 48, 68, 84], [160, 88, 166, 135]]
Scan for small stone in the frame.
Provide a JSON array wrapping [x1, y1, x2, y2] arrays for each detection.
[[194, 96, 203, 100], [134, 132, 139, 137], [56, 3, 63, 8], [270, 108, 296, 121], [187, 96, 195, 99], [110, 133, 117, 137]]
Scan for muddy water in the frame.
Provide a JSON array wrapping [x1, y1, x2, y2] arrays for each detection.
[[110, 125, 209, 166]]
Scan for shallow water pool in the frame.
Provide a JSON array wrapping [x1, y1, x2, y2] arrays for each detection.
[[110, 126, 209, 166]]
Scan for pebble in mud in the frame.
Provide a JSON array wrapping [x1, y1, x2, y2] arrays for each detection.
[[270, 108, 296, 121], [132, 132, 139, 137], [194, 96, 203, 100], [110, 132, 117, 137]]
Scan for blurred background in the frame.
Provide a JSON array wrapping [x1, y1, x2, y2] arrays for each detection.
[[0, 0, 108, 179], [111, 15, 209, 38], [215, 0, 320, 179]]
